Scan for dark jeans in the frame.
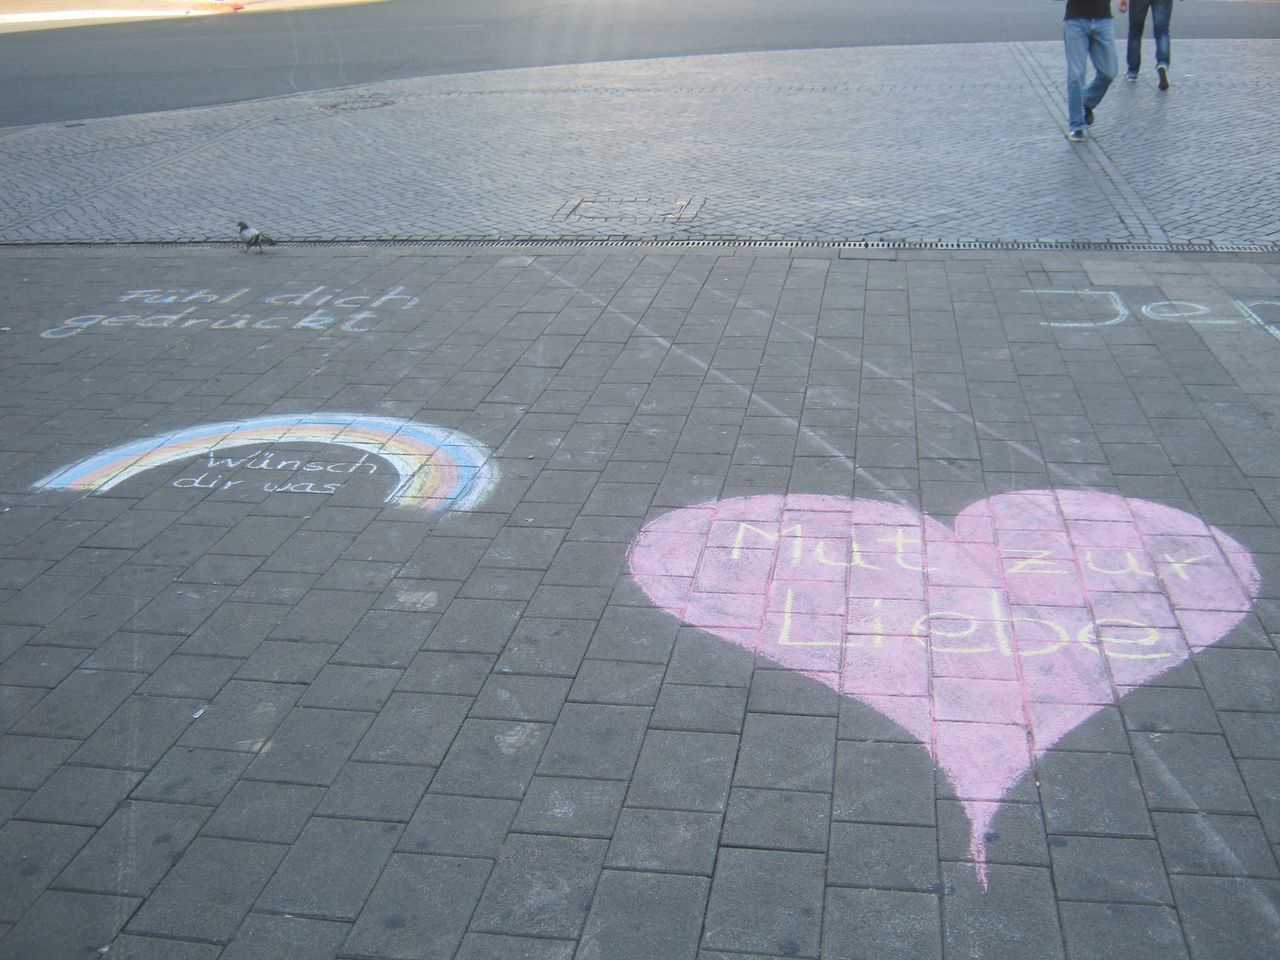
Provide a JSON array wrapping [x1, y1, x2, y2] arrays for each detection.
[[1127, 0, 1173, 74]]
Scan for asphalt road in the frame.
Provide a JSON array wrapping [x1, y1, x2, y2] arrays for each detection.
[[1, 0, 1278, 126]]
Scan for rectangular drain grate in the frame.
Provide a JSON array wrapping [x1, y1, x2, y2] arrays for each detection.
[[6, 239, 1279, 254], [556, 197, 705, 224]]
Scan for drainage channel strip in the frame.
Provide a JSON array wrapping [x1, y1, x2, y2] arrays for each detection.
[[1, 238, 1277, 253]]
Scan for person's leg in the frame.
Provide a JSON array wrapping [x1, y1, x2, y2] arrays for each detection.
[[1152, 0, 1172, 66], [1127, 0, 1151, 77], [1064, 19, 1090, 132], [1153, 0, 1172, 88], [1084, 19, 1118, 113]]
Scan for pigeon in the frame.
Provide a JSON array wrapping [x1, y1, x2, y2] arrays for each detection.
[[237, 220, 276, 253]]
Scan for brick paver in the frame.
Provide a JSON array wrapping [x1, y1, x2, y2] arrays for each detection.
[[1, 240, 1278, 958]]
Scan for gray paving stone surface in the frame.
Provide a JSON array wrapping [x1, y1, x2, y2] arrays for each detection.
[[3, 29, 1280, 960], [0, 41, 1276, 246]]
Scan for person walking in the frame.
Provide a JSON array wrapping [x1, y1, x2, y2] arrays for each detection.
[[1126, 0, 1175, 90], [1063, 0, 1128, 143]]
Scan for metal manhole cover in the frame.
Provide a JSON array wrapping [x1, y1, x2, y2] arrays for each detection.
[[321, 96, 396, 111], [557, 197, 705, 224]]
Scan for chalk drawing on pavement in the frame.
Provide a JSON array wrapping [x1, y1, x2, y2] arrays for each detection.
[[1024, 289, 1280, 336], [34, 413, 498, 512], [1234, 300, 1280, 342], [627, 491, 1260, 882], [1022, 289, 1130, 327], [39, 284, 420, 338]]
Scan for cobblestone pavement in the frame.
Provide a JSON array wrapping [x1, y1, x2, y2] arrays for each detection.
[[1, 39, 1277, 247], [1, 238, 1279, 959]]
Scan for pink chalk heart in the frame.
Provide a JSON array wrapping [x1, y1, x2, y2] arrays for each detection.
[[627, 491, 1260, 876]]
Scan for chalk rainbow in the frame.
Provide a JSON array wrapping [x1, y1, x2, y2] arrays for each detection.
[[34, 413, 498, 511]]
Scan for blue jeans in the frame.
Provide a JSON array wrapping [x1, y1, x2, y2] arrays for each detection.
[[1127, 0, 1172, 74], [1064, 18, 1118, 131]]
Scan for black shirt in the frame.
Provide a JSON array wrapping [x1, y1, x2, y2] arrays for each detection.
[[1064, 0, 1112, 19]]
